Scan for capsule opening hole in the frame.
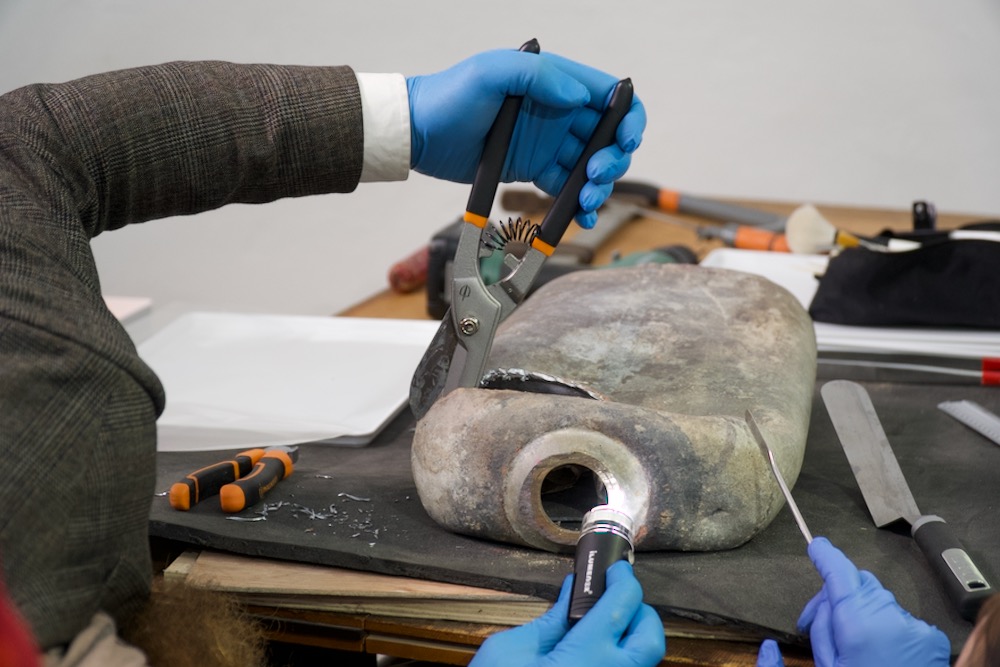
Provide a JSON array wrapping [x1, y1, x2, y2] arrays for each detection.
[[540, 464, 607, 532]]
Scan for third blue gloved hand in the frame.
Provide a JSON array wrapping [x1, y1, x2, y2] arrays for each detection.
[[407, 47, 646, 229], [755, 639, 785, 667], [469, 561, 664, 667], [798, 537, 950, 667]]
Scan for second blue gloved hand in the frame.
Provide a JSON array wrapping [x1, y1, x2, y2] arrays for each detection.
[[407, 48, 646, 228], [755, 639, 785, 667], [469, 561, 664, 667], [798, 537, 950, 667]]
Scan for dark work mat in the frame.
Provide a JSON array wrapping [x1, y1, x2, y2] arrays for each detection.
[[150, 379, 1000, 652]]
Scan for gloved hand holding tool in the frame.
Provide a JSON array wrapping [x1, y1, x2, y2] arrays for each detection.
[[822, 380, 994, 621], [407, 39, 646, 230], [409, 39, 636, 419], [756, 538, 951, 667], [747, 411, 951, 667], [469, 561, 665, 667]]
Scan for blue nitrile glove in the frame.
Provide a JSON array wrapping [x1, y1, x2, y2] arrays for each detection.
[[407, 48, 647, 229], [469, 561, 665, 667], [755, 639, 785, 667], [796, 537, 950, 667]]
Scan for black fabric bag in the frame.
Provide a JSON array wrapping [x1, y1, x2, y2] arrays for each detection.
[[809, 234, 1000, 329]]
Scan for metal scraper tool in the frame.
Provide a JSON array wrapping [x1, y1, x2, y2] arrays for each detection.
[[745, 410, 813, 544], [821, 379, 994, 622]]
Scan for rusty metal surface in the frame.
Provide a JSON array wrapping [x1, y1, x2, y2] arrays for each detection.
[[412, 264, 817, 552]]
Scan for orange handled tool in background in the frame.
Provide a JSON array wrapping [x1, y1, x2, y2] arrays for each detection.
[[169, 448, 265, 511], [220, 445, 299, 513], [614, 181, 791, 251]]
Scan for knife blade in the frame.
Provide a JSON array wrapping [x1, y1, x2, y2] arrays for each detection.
[[821, 379, 994, 621]]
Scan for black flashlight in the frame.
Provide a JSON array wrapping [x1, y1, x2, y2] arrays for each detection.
[[568, 505, 635, 623]]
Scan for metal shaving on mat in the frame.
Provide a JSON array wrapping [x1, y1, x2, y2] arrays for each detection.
[[224, 496, 383, 541]]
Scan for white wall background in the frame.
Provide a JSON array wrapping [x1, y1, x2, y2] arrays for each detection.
[[2, 0, 998, 316]]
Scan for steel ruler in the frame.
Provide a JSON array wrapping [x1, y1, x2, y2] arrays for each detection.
[[938, 400, 1000, 446]]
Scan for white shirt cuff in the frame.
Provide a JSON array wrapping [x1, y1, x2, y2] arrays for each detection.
[[356, 72, 410, 182]]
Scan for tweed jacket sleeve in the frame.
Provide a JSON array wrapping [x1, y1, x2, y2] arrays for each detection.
[[0, 61, 365, 406], [0, 62, 366, 649]]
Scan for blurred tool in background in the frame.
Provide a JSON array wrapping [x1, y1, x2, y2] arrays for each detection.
[[783, 198, 1000, 254], [388, 245, 430, 293], [633, 183, 786, 230], [509, 181, 793, 251], [388, 181, 805, 308], [783, 203, 860, 253], [612, 181, 791, 252]]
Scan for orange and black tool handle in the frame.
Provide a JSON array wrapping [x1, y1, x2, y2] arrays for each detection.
[[533, 78, 634, 256], [614, 180, 790, 251], [616, 181, 786, 230], [169, 448, 265, 511], [219, 448, 296, 513], [464, 38, 541, 228]]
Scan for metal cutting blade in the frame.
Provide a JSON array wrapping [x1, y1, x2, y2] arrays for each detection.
[[820, 379, 921, 527]]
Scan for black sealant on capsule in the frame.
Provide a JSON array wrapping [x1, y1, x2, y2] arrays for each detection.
[[568, 505, 635, 623]]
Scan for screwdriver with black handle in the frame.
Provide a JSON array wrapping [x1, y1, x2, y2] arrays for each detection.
[[169, 448, 265, 511]]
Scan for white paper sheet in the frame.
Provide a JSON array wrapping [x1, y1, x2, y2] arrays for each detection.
[[137, 312, 440, 452], [701, 248, 1000, 359]]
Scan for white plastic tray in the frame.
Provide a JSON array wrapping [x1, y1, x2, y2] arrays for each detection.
[[138, 312, 439, 451]]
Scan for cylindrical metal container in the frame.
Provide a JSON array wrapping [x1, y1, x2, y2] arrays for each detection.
[[412, 265, 816, 552]]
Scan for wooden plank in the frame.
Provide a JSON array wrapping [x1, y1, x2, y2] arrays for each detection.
[[181, 550, 549, 626], [246, 606, 366, 653], [180, 550, 810, 644], [659, 637, 814, 667], [365, 633, 477, 666], [186, 550, 541, 600], [243, 592, 820, 666], [364, 616, 502, 645], [161, 549, 199, 583]]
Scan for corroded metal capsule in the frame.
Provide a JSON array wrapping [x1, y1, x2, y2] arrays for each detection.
[[411, 264, 816, 552]]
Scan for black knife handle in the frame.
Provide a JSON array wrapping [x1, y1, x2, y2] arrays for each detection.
[[911, 515, 994, 622]]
